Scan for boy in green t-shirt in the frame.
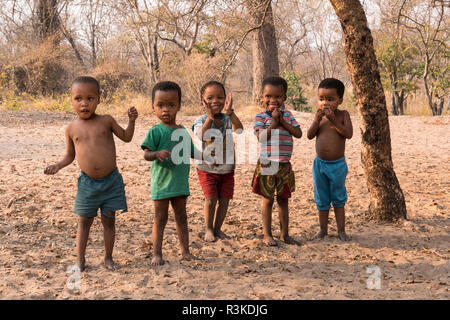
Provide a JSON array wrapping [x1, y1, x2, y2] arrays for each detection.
[[141, 81, 197, 266]]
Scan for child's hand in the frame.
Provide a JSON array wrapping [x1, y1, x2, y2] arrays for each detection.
[[223, 93, 233, 115], [128, 107, 138, 121], [156, 150, 171, 162], [315, 109, 325, 123], [272, 107, 281, 123], [323, 107, 336, 124], [203, 100, 220, 117], [44, 164, 60, 175]]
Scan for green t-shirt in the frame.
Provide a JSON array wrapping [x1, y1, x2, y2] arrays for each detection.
[[141, 123, 194, 200]]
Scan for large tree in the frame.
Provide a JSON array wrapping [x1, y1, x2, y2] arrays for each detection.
[[329, 0, 407, 221], [247, 0, 280, 104], [34, 0, 61, 43]]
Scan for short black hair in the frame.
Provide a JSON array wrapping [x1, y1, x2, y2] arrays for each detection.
[[72, 76, 100, 95], [262, 76, 288, 94], [152, 81, 182, 104], [318, 78, 345, 99], [200, 81, 226, 100]]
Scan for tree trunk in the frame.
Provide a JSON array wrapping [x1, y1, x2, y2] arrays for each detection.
[[33, 0, 64, 96], [423, 74, 436, 115], [329, 0, 407, 221], [34, 0, 61, 44], [398, 91, 404, 115], [90, 33, 97, 69], [61, 27, 85, 67], [437, 98, 444, 115], [247, 0, 280, 105], [404, 93, 409, 112], [391, 92, 399, 115], [431, 98, 443, 116], [151, 35, 160, 82]]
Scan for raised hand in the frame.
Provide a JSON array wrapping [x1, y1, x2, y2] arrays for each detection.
[[156, 150, 171, 162], [272, 107, 281, 124], [128, 107, 138, 121], [44, 164, 60, 175], [224, 93, 233, 115], [323, 107, 336, 124], [315, 108, 325, 123]]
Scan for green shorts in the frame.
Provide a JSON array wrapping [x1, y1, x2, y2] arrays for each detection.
[[74, 169, 128, 218]]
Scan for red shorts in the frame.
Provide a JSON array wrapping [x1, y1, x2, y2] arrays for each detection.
[[196, 169, 235, 199]]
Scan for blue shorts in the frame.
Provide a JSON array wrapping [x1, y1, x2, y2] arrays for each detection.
[[312, 156, 348, 211], [74, 169, 128, 218]]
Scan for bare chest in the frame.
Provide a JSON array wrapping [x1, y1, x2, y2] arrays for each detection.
[[318, 114, 344, 134], [71, 123, 113, 146]]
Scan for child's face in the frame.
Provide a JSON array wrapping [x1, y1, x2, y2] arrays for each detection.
[[202, 85, 226, 114], [261, 85, 287, 112], [153, 90, 180, 125], [71, 82, 100, 120], [318, 88, 343, 112]]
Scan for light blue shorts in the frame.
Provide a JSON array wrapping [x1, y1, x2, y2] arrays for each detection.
[[74, 169, 128, 218], [312, 156, 348, 211]]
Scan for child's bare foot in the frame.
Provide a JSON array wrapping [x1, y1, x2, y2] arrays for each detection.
[[338, 231, 351, 242], [313, 230, 328, 240], [181, 252, 198, 261], [214, 230, 230, 239], [151, 255, 165, 266], [263, 236, 277, 246], [280, 235, 301, 245], [76, 258, 86, 272], [104, 258, 120, 270], [204, 229, 216, 242]]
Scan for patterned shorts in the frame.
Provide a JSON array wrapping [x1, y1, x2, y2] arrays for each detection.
[[251, 161, 295, 199]]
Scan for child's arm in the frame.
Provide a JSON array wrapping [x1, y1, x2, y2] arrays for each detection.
[[200, 114, 214, 141], [110, 107, 138, 142], [224, 93, 243, 132], [143, 148, 171, 162], [44, 126, 75, 175], [324, 109, 353, 139], [307, 109, 325, 140], [279, 111, 302, 139]]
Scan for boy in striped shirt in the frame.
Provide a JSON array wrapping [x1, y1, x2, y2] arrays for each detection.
[[251, 77, 302, 246]]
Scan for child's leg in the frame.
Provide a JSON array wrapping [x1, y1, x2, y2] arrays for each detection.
[[312, 157, 331, 240], [277, 197, 297, 244], [314, 210, 330, 239], [334, 206, 351, 241], [214, 198, 230, 239], [171, 196, 196, 260], [262, 197, 276, 246], [152, 199, 169, 266], [203, 197, 218, 242], [101, 211, 117, 269], [75, 216, 94, 271]]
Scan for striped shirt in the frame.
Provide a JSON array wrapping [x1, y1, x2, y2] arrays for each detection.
[[254, 106, 299, 163]]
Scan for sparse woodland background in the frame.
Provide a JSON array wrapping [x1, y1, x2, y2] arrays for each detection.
[[0, 1, 448, 299], [0, 0, 448, 117]]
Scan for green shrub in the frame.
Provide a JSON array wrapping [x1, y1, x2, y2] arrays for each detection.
[[282, 70, 310, 112]]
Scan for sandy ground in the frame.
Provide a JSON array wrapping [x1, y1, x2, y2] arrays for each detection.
[[0, 109, 448, 300]]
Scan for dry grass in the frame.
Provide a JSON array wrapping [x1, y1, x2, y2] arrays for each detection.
[[0, 88, 448, 117]]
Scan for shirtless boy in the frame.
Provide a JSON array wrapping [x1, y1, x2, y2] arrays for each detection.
[[44, 76, 138, 270], [307, 78, 353, 242]]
